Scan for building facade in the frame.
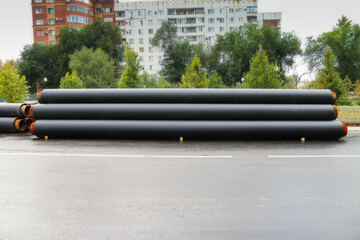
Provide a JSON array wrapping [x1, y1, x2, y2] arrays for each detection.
[[32, 0, 115, 44], [115, 0, 259, 74], [258, 12, 282, 30]]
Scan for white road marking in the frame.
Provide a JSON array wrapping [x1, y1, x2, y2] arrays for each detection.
[[0, 152, 232, 158], [268, 155, 360, 158]]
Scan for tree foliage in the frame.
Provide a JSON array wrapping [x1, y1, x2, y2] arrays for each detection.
[[118, 45, 141, 88], [18, 43, 62, 93], [243, 45, 282, 88], [305, 16, 360, 83], [59, 71, 84, 89], [180, 55, 225, 88], [151, 21, 193, 83], [69, 46, 116, 88], [0, 63, 29, 103], [57, 18, 124, 75], [200, 23, 301, 86], [308, 48, 351, 98]]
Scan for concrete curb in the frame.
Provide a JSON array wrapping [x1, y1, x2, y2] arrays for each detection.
[[348, 127, 360, 131]]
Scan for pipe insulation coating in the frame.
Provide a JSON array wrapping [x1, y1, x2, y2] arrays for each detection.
[[0, 103, 30, 118], [38, 89, 336, 104], [31, 104, 338, 121], [31, 120, 347, 140], [0, 118, 27, 133]]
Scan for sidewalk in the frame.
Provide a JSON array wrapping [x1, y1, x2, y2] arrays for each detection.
[[349, 127, 360, 131]]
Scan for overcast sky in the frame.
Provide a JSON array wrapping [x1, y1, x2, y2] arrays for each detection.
[[1, 0, 359, 66]]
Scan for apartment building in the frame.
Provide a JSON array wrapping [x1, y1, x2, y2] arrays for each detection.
[[258, 12, 282, 30], [32, 0, 115, 44], [115, 0, 260, 74]]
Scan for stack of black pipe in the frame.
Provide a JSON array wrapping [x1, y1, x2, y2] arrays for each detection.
[[0, 103, 32, 133], [30, 89, 347, 140]]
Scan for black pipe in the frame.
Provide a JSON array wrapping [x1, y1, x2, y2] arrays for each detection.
[[38, 89, 336, 104], [0, 118, 27, 133], [0, 103, 30, 118], [31, 120, 347, 140], [31, 104, 338, 121]]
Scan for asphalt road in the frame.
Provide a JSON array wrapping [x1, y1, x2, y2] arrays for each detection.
[[0, 132, 360, 239]]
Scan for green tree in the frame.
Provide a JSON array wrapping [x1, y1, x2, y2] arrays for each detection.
[[243, 45, 282, 89], [354, 80, 360, 99], [18, 43, 62, 93], [308, 48, 351, 98], [207, 23, 301, 86], [118, 45, 141, 88], [180, 55, 209, 88], [305, 16, 360, 83], [69, 46, 116, 88], [57, 18, 124, 75], [0, 63, 29, 103], [59, 71, 84, 89], [151, 21, 193, 83]]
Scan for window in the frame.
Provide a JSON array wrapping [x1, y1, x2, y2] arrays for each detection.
[[35, 8, 43, 14], [139, 20, 143, 26], [47, 0, 54, 3], [197, 17, 204, 23], [158, 19, 165, 24], [141, 65, 144, 70], [149, 65, 153, 70], [220, 9, 225, 14], [159, 10, 164, 15], [208, 9, 214, 14], [149, 56, 154, 62], [138, 11, 143, 16], [96, 8, 102, 13], [148, 20, 153, 25], [34, 0, 42, 3], [149, 29, 153, 34], [229, 8, 234, 13], [237, 8, 243, 13], [196, 26, 203, 32], [247, 6, 257, 13], [48, 8, 54, 14], [208, 27, 215, 32], [209, 36, 216, 41], [68, 5, 89, 14], [128, 20, 132, 26], [48, 19, 54, 25], [230, 18, 234, 23], [139, 47, 144, 53], [67, 16, 90, 24], [158, 56, 162, 61], [50, 41, 56, 45], [139, 38, 144, 44], [148, 10, 152, 16], [197, 35, 205, 41], [36, 19, 43, 25], [208, 18, 214, 23], [149, 47, 153, 53], [220, 27, 225, 32], [36, 30, 45, 36], [128, 30, 133, 35], [129, 39, 134, 44], [230, 27, 234, 31], [138, 29, 143, 35], [149, 38, 152, 43], [104, 8, 112, 13], [239, 17, 243, 22], [219, 18, 225, 23], [104, 17, 113, 22], [49, 30, 55, 36]]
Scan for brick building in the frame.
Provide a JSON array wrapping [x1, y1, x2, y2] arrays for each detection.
[[31, 0, 115, 44]]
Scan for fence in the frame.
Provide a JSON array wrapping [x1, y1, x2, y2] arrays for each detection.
[[337, 106, 360, 124]]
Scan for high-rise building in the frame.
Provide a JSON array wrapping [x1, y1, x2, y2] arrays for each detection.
[[258, 12, 282, 30], [114, 0, 272, 74], [31, 0, 115, 44]]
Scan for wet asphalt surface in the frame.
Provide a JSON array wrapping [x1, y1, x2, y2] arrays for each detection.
[[0, 132, 360, 239]]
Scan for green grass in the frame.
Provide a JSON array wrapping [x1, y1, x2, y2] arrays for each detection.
[[337, 106, 360, 123]]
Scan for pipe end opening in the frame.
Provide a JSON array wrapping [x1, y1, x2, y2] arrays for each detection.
[[15, 119, 26, 132]]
